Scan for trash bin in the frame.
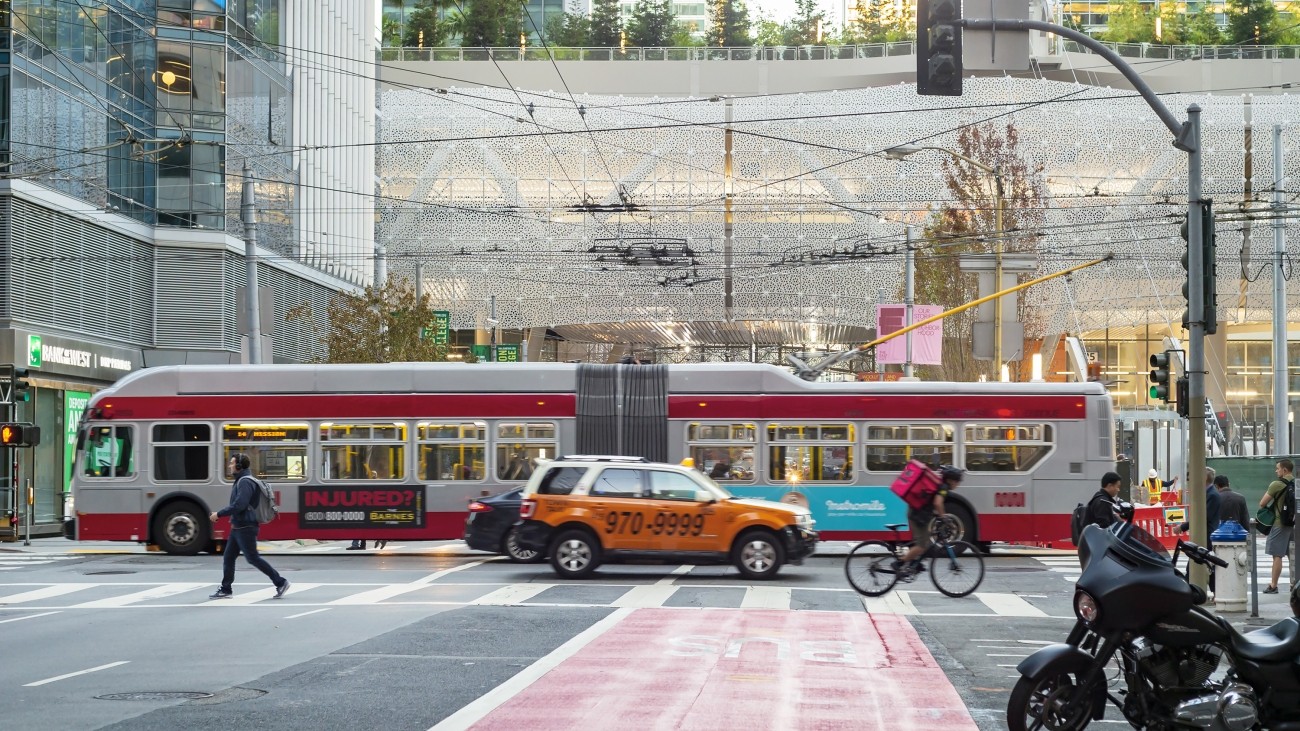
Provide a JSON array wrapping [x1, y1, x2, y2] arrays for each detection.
[[1210, 520, 1249, 611]]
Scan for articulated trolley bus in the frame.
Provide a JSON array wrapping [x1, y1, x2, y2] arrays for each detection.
[[68, 362, 1114, 554]]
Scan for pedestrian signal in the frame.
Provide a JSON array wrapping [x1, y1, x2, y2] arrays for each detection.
[[0, 422, 40, 447]]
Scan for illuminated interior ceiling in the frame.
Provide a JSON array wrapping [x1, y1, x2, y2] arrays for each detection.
[[377, 77, 1300, 343]]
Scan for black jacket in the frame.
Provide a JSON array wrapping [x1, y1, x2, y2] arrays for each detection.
[[1087, 490, 1119, 529], [217, 469, 259, 528]]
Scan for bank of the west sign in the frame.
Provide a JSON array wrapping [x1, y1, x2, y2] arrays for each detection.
[[10, 331, 140, 382]]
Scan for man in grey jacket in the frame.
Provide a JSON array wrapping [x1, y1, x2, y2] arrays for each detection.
[[208, 453, 290, 600]]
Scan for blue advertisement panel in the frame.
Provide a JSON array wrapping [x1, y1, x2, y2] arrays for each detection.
[[724, 484, 908, 532]]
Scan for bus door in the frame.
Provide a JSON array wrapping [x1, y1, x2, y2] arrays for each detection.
[[644, 470, 718, 552], [74, 425, 144, 540], [586, 468, 653, 550]]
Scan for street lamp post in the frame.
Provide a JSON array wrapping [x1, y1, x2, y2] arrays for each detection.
[[887, 144, 1006, 372]]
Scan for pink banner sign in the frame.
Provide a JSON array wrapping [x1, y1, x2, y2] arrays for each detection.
[[875, 304, 943, 365]]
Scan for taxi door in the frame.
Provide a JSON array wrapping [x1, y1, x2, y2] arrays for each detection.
[[644, 470, 720, 553], [586, 468, 654, 550]]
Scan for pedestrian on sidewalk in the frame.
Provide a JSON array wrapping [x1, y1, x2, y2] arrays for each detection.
[[1261, 459, 1296, 595], [208, 453, 290, 600], [1214, 474, 1248, 528]]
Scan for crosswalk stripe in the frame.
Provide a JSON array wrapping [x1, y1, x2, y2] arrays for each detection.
[[611, 584, 679, 608], [975, 593, 1049, 617], [471, 584, 553, 605], [218, 583, 322, 605], [70, 583, 208, 608], [0, 584, 98, 604], [739, 586, 791, 609], [862, 590, 919, 615]]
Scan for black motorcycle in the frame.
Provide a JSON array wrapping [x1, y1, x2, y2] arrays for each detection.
[[1007, 518, 1300, 730]]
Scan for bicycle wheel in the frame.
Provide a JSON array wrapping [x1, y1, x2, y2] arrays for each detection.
[[845, 540, 900, 597], [929, 540, 985, 598]]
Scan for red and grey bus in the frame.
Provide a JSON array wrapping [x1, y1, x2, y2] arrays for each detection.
[[67, 362, 1114, 554]]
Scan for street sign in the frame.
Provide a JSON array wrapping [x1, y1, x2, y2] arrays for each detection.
[[432, 311, 450, 345]]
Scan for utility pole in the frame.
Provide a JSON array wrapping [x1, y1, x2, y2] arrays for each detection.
[[241, 166, 263, 365], [904, 226, 915, 379], [1185, 106, 1208, 589], [993, 168, 1005, 374], [1272, 125, 1289, 457]]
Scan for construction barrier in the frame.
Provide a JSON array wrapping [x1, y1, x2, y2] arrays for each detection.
[[1133, 504, 1186, 550]]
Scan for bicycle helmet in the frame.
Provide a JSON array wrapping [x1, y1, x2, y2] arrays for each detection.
[[939, 465, 964, 483]]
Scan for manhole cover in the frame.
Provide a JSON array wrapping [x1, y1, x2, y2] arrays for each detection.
[[97, 692, 213, 701], [85, 570, 136, 575], [986, 567, 1049, 573]]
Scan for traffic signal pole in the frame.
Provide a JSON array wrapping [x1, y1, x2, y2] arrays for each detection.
[[946, 17, 1207, 588]]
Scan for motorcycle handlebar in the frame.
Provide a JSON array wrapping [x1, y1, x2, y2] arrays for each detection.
[[1176, 539, 1229, 568]]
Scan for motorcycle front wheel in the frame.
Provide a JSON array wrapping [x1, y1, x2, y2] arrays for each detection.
[[1007, 671, 1095, 731]]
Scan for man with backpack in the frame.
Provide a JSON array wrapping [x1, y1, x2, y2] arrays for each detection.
[[208, 452, 290, 600], [1260, 458, 1296, 595], [1071, 472, 1123, 548]]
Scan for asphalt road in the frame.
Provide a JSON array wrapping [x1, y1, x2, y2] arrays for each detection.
[[0, 541, 1292, 730]]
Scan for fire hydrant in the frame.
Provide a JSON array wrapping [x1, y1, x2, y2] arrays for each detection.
[[1210, 520, 1249, 611]]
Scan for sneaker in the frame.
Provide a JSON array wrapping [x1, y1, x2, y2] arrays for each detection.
[[208, 589, 232, 600], [274, 580, 291, 599], [1263, 585, 1279, 594], [345, 545, 364, 551]]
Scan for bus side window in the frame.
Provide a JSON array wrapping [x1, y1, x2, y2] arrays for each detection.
[[82, 426, 135, 478]]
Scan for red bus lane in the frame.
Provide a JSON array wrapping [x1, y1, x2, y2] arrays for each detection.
[[469, 608, 977, 730]]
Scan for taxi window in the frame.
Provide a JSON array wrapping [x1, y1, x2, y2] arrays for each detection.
[[648, 471, 701, 501], [590, 468, 644, 498], [537, 466, 588, 495]]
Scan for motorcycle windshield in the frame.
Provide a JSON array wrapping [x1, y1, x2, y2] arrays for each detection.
[[1110, 521, 1171, 562]]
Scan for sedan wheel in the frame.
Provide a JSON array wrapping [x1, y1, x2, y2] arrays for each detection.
[[503, 526, 543, 563]]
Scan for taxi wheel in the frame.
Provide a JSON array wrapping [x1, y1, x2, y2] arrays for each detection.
[[732, 530, 785, 580], [502, 526, 545, 563], [550, 529, 602, 579]]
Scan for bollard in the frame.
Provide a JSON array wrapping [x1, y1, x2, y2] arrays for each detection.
[[1211, 520, 1249, 611]]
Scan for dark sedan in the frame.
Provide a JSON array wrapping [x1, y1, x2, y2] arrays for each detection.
[[463, 487, 544, 563]]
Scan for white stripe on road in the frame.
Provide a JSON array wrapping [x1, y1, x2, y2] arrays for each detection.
[[284, 608, 332, 619], [24, 661, 130, 687], [330, 560, 488, 604], [862, 590, 919, 615], [655, 565, 694, 585], [0, 611, 60, 624], [975, 593, 1049, 617], [0, 584, 98, 604], [612, 584, 679, 608], [70, 583, 207, 608], [428, 607, 633, 731], [220, 583, 321, 605], [740, 586, 792, 609], [471, 584, 553, 606]]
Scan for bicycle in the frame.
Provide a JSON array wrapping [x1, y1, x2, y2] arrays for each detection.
[[843, 519, 985, 598]]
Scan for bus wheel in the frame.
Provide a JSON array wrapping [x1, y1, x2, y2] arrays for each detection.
[[153, 501, 207, 556]]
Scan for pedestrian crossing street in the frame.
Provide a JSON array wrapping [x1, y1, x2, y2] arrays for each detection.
[[0, 579, 1071, 617], [0, 554, 79, 572]]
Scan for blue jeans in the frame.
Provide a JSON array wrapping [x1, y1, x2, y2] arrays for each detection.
[[221, 525, 285, 592]]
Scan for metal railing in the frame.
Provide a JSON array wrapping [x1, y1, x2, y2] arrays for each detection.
[[378, 43, 917, 62], [379, 40, 1300, 62]]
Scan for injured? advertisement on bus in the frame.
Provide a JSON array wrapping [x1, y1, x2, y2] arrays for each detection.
[[298, 486, 426, 529]]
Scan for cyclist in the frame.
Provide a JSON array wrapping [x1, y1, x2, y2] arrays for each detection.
[[895, 465, 963, 578]]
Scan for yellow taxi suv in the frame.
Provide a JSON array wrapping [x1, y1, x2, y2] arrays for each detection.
[[514, 455, 818, 580]]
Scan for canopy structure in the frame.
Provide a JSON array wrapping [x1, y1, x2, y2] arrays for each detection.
[[376, 77, 1300, 346]]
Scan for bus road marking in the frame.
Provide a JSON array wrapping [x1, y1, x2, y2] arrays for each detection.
[[24, 661, 130, 687], [428, 607, 633, 731], [284, 608, 332, 619], [0, 611, 60, 624]]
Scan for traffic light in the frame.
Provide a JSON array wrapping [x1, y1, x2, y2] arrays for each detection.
[[1178, 203, 1217, 334], [1176, 377, 1190, 418], [0, 422, 40, 447], [12, 367, 31, 403], [1148, 350, 1173, 404], [917, 0, 962, 96]]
